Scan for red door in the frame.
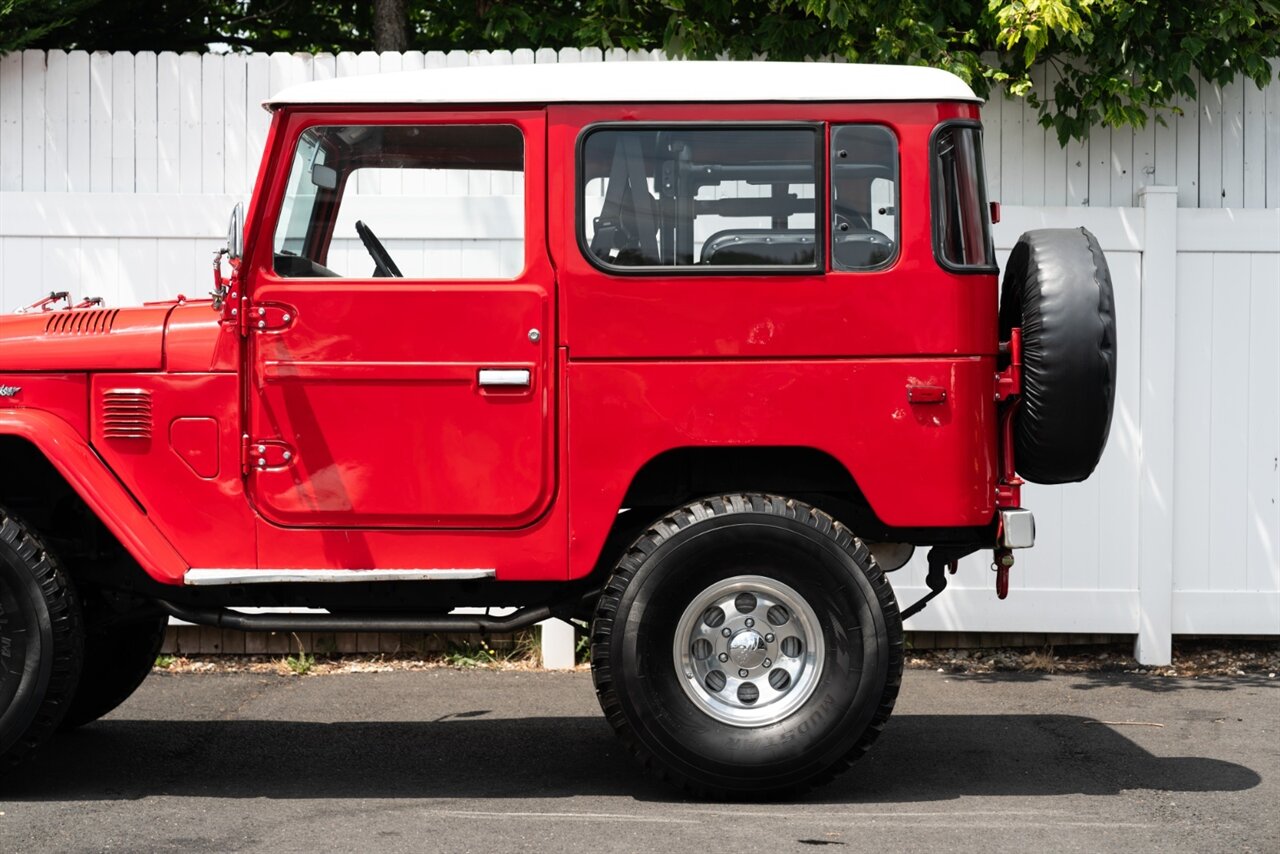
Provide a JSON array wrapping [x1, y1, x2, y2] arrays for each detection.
[[245, 110, 554, 529]]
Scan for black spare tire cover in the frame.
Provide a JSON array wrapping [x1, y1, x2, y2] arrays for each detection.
[[998, 227, 1116, 484]]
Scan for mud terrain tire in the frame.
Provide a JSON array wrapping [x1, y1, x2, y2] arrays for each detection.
[[591, 494, 902, 799], [61, 608, 166, 730], [0, 510, 83, 767]]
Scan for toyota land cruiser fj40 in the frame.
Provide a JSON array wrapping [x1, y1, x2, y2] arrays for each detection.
[[0, 61, 1115, 797]]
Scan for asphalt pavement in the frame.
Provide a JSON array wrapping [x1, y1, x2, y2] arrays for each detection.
[[1, 667, 1276, 853]]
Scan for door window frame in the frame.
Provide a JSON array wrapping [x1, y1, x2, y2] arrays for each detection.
[[248, 108, 544, 289]]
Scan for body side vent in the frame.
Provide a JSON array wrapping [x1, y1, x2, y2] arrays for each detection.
[[101, 388, 153, 440], [45, 309, 120, 335]]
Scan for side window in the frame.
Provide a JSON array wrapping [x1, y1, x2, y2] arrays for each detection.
[[830, 125, 898, 271], [580, 127, 819, 271], [272, 124, 524, 279], [933, 124, 994, 269]]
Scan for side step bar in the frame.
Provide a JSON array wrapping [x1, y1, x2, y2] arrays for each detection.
[[157, 600, 555, 634]]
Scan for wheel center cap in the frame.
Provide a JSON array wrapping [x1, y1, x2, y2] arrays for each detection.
[[727, 630, 768, 668]]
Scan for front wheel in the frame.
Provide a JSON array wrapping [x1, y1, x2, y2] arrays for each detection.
[[591, 494, 903, 798], [0, 510, 83, 767], [60, 605, 166, 730]]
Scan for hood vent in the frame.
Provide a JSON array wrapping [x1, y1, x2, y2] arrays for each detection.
[[101, 389, 153, 440], [45, 309, 120, 335]]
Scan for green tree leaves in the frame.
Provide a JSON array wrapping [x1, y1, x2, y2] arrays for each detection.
[[0, 0, 94, 53], [12, 0, 1280, 143]]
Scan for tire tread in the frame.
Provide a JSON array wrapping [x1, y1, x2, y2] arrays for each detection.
[[0, 509, 84, 767]]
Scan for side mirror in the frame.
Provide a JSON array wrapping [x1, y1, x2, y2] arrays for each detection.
[[213, 202, 245, 314], [227, 202, 245, 261]]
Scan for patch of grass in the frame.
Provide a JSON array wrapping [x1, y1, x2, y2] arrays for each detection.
[[509, 631, 540, 663], [154, 654, 177, 670], [445, 638, 499, 668], [1020, 647, 1058, 673], [444, 631, 541, 669]]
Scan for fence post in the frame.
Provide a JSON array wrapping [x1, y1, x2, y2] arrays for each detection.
[[539, 618, 577, 670], [1135, 186, 1179, 665]]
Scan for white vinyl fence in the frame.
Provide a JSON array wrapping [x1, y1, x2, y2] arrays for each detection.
[[899, 193, 1279, 666], [0, 49, 1278, 666]]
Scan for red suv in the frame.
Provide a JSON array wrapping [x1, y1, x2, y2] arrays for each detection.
[[0, 61, 1115, 797]]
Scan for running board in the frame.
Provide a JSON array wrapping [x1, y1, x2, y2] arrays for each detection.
[[157, 600, 553, 634], [183, 568, 496, 585]]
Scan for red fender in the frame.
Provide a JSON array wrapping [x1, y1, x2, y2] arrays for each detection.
[[0, 410, 187, 584]]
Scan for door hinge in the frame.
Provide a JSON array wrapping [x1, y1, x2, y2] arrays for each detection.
[[995, 327, 1023, 401], [241, 435, 296, 474], [243, 302, 297, 334]]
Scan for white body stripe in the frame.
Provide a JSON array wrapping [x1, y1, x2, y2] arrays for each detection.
[[184, 568, 496, 585]]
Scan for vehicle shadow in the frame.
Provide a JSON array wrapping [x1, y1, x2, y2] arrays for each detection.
[[951, 671, 1275, 694], [3, 711, 1261, 803]]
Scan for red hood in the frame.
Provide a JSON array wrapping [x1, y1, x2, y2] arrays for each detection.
[[0, 304, 175, 371]]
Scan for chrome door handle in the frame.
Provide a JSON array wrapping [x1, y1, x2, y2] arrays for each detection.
[[477, 369, 531, 387]]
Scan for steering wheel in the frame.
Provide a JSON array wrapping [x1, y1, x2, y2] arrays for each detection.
[[354, 220, 403, 278]]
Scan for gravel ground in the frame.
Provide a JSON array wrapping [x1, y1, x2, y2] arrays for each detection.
[[154, 637, 1280, 679], [909, 638, 1280, 678]]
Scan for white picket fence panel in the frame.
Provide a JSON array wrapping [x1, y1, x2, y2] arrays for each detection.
[[0, 50, 1278, 664], [2, 49, 1279, 207]]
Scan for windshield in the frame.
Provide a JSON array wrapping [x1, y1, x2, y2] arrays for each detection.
[[273, 128, 327, 257]]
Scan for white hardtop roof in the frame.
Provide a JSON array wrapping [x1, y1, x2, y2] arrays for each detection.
[[265, 60, 980, 109]]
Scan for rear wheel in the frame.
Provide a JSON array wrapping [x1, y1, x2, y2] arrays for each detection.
[[592, 493, 902, 798], [0, 510, 83, 767]]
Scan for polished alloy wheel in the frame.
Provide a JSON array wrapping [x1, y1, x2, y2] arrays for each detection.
[[673, 574, 823, 727]]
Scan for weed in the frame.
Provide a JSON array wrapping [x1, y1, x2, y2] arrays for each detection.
[[509, 630, 540, 663], [1021, 646, 1058, 673], [284, 632, 316, 675], [154, 654, 177, 669], [444, 631, 541, 668]]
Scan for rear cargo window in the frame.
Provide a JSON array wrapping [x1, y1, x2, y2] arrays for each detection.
[[830, 125, 898, 271], [932, 124, 994, 270], [580, 126, 820, 272]]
